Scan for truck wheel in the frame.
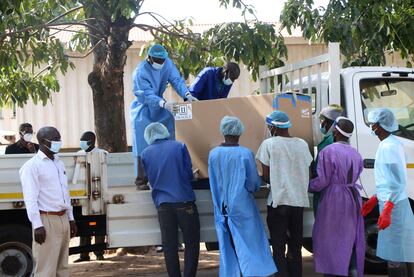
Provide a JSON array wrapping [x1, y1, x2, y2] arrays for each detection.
[[364, 217, 387, 274], [0, 225, 34, 277]]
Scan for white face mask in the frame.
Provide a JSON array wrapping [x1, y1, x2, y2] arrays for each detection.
[[22, 133, 33, 142], [151, 61, 164, 70], [223, 77, 233, 86]]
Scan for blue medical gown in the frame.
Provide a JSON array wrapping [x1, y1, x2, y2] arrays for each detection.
[[130, 58, 188, 157], [208, 145, 277, 277], [374, 135, 414, 262], [189, 67, 232, 100]]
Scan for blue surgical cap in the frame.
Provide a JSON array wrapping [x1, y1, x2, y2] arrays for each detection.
[[148, 44, 168, 59], [266, 110, 292, 128], [367, 108, 399, 133], [220, 116, 245, 136], [144, 122, 170, 145]]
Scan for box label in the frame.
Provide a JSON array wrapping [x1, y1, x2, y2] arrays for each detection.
[[175, 103, 192, 120], [301, 108, 311, 118]]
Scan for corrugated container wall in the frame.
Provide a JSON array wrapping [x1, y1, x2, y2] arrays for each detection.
[[2, 39, 409, 149]]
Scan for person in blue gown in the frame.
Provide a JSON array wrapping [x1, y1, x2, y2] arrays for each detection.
[[208, 116, 277, 277], [189, 62, 240, 100], [130, 44, 198, 189], [362, 108, 414, 277]]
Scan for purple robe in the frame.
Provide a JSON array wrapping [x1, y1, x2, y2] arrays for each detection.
[[309, 143, 365, 277]]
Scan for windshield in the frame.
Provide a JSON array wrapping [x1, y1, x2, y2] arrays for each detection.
[[360, 78, 414, 140]]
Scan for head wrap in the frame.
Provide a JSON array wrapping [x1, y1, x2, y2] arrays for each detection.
[[320, 104, 343, 121], [367, 108, 398, 133], [144, 122, 170, 145], [220, 116, 245, 136], [266, 110, 291, 129], [334, 116, 353, 138], [148, 44, 168, 59]]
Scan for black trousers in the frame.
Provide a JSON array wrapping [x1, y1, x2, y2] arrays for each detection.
[[79, 235, 105, 258], [158, 202, 200, 277], [267, 205, 304, 277]]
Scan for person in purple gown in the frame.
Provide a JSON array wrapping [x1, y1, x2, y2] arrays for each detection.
[[309, 117, 365, 277]]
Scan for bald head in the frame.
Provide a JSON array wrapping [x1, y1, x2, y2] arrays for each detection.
[[37, 126, 60, 142]]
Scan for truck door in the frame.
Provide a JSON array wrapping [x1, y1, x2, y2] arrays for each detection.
[[352, 72, 414, 200]]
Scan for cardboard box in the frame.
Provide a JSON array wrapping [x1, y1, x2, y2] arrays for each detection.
[[175, 93, 313, 179]]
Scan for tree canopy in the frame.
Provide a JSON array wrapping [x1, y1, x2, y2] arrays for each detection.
[[0, 0, 286, 108], [0, 0, 289, 151], [281, 0, 414, 67]]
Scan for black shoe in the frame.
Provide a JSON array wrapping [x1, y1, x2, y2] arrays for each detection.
[[73, 256, 90, 263], [135, 177, 150, 190], [96, 255, 105, 261], [136, 184, 150, 190]]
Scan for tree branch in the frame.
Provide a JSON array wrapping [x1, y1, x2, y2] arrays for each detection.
[[133, 23, 198, 41], [46, 5, 84, 24], [137, 11, 187, 34], [65, 39, 104, 58], [47, 26, 103, 40], [0, 21, 104, 41]]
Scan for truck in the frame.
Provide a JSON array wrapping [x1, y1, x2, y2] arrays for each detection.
[[1, 42, 413, 276]]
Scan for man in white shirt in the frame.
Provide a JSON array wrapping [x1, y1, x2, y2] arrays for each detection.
[[74, 131, 107, 262], [19, 126, 77, 277], [256, 111, 312, 277]]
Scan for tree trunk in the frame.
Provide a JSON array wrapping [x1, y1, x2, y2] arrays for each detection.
[[86, 12, 132, 152]]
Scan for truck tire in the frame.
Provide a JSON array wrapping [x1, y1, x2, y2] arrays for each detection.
[[0, 225, 34, 277], [364, 217, 387, 274]]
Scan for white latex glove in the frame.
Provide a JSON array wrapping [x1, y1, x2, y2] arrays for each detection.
[[185, 92, 199, 102], [160, 100, 178, 114]]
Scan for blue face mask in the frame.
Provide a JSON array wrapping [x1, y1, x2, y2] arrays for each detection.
[[223, 77, 233, 86], [80, 140, 91, 151], [45, 139, 62, 153], [320, 124, 327, 135], [151, 61, 164, 70]]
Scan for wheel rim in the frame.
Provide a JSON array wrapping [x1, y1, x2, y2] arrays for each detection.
[[365, 219, 385, 264], [0, 242, 33, 276]]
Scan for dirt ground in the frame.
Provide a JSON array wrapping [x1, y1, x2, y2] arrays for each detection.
[[69, 240, 219, 277]]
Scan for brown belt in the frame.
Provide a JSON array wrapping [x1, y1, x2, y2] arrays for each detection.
[[40, 210, 66, 216]]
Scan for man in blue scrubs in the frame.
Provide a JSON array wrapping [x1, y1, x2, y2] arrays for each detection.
[[189, 62, 240, 100], [141, 122, 200, 277], [130, 44, 198, 190]]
